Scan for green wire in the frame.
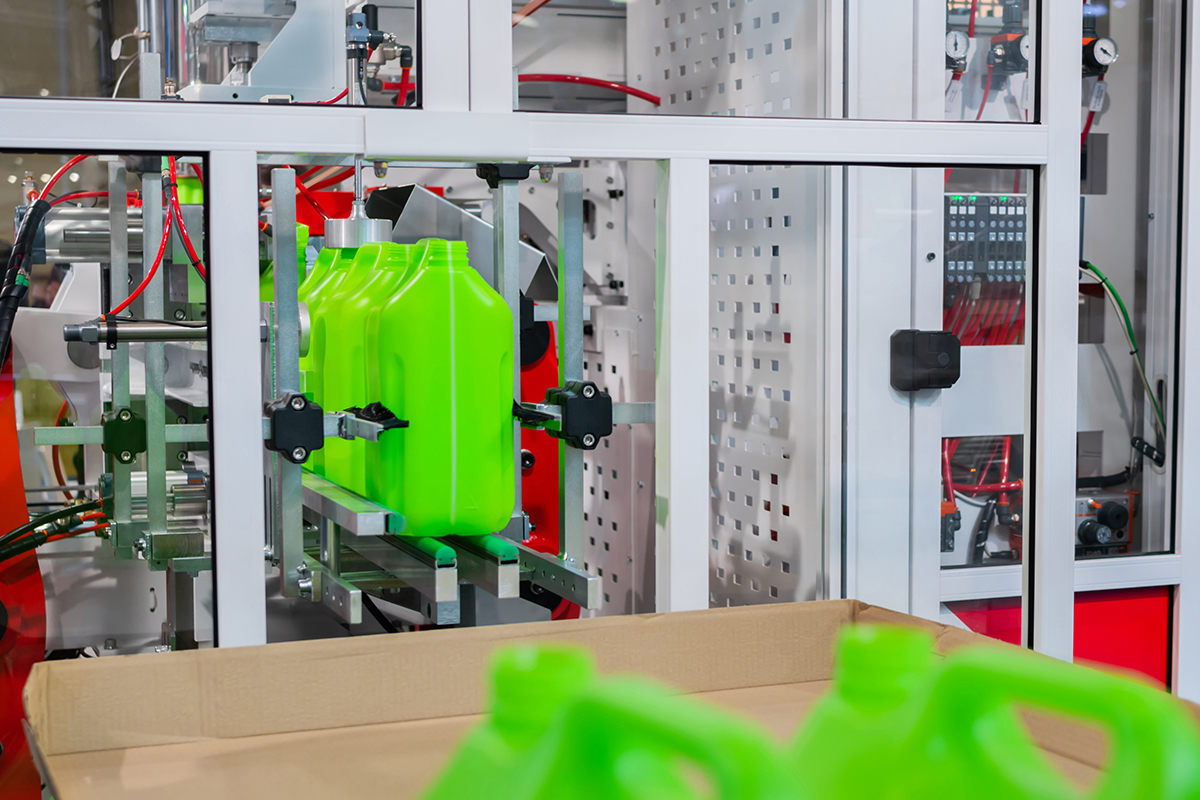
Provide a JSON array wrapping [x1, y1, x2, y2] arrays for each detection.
[[1081, 260, 1167, 438]]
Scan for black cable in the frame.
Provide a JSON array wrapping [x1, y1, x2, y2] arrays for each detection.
[[0, 500, 101, 550], [1076, 468, 1131, 490], [361, 593, 400, 633]]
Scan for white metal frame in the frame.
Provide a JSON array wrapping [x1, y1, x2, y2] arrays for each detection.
[[0, 0, 1194, 694]]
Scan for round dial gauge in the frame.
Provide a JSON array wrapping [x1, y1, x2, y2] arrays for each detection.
[[946, 30, 970, 60], [1019, 34, 1032, 62], [1092, 36, 1118, 66]]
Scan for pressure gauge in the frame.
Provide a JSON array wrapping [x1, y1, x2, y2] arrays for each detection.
[[946, 30, 970, 60], [1019, 34, 1031, 63], [1083, 36, 1118, 75]]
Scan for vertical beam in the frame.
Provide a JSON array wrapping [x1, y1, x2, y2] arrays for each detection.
[[909, 167, 945, 621], [142, 169, 167, 537], [422, 0, 470, 111], [107, 160, 134, 555], [558, 172, 584, 565], [1173, 0, 1200, 702], [494, 179, 523, 526], [468, 0, 512, 112], [270, 168, 305, 598], [166, 567, 197, 650], [654, 158, 709, 612], [209, 150, 267, 647], [1025, 0, 1082, 659]]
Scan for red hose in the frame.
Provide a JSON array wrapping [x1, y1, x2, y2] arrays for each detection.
[[942, 440, 957, 506], [111, 204, 173, 315], [999, 436, 1013, 505], [38, 155, 89, 202], [953, 480, 1023, 494], [968, 0, 979, 38], [512, 0, 554, 26], [168, 157, 207, 280], [319, 88, 349, 105], [306, 167, 356, 192], [296, 179, 330, 220], [518, 73, 661, 106], [1082, 75, 1105, 146], [976, 64, 994, 121]]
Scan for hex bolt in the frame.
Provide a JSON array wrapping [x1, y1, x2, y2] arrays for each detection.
[[292, 446, 307, 462], [290, 395, 306, 411], [174, 308, 186, 320], [582, 384, 596, 398], [118, 409, 132, 421], [583, 434, 596, 447]]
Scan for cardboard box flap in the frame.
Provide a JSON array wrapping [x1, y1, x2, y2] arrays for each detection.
[[26, 599, 856, 757]]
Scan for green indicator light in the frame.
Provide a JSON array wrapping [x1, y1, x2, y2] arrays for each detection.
[[1000, 196, 1008, 201], [969, 195, 976, 201]]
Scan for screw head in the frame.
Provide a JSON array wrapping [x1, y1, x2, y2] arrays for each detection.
[[606, 221, 615, 229], [118, 409, 132, 421], [291, 446, 307, 462], [583, 434, 596, 447], [177, 451, 188, 462], [606, 177, 615, 184], [119, 450, 133, 462], [926, 252, 936, 262], [582, 384, 596, 398], [289, 395, 306, 411], [174, 309, 186, 320]]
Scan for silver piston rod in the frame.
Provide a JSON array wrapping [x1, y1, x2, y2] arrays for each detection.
[[43, 207, 147, 263]]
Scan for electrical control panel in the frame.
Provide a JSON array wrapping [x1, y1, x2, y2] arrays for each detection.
[[1075, 491, 1132, 557], [944, 193, 1028, 284]]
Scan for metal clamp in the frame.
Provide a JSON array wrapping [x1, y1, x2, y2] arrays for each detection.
[[102, 407, 146, 464], [518, 380, 613, 450]]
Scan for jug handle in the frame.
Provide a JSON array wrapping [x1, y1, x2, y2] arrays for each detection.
[[534, 680, 796, 800], [927, 646, 1200, 800]]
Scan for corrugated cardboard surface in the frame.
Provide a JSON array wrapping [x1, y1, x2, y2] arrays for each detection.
[[22, 599, 1193, 799]]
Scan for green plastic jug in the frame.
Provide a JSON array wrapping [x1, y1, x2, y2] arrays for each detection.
[[790, 625, 1200, 800], [300, 246, 359, 474], [374, 239, 514, 537], [419, 645, 805, 800], [321, 242, 420, 496], [258, 224, 310, 302]]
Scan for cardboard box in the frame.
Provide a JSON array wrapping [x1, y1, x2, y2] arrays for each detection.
[[21, 599, 1173, 798]]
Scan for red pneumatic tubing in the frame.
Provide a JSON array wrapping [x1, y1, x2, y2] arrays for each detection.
[[518, 74, 662, 106]]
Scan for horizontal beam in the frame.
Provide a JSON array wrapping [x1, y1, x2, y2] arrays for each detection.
[[0, 98, 1049, 166], [940, 555, 1184, 602]]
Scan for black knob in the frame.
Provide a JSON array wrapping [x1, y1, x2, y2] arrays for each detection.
[[1079, 519, 1114, 545], [1095, 501, 1128, 531], [521, 449, 535, 470], [362, 3, 379, 30]]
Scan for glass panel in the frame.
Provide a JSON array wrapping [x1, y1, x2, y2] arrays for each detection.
[[708, 164, 826, 606], [0, 3, 420, 106], [949, 588, 1172, 688], [707, 164, 1033, 609], [1076, 0, 1181, 559], [516, 0, 1036, 121]]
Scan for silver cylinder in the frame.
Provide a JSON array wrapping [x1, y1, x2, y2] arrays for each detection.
[[44, 207, 147, 263]]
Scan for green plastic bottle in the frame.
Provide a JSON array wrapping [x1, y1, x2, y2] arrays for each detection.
[[790, 625, 1200, 800], [321, 242, 419, 496], [300, 246, 359, 474], [419, 645, 805, 800], [374, 239, 514, 537], [258, 224, 310, 302]]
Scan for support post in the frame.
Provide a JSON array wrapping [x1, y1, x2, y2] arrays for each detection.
[[210, 150, 267, 647], [654, 159, 709, 612], [558, 172, 584, 565]]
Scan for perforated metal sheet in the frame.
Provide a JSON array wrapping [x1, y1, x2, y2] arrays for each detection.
[[707, 164, 827, 606], [627, 0, 825, 118]]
